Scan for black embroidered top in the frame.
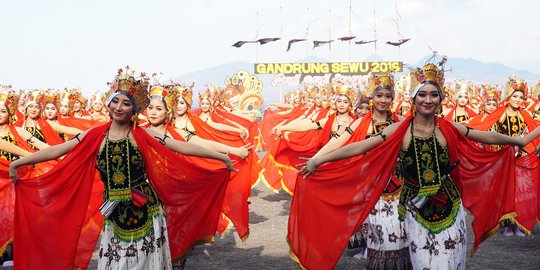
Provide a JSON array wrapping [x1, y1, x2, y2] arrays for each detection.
[[25, 125, 46, 146], [97, 136, 161, 242], [496, 114, 527, 156], [0, 134, 18, 161], [397, 133, 461, 233]]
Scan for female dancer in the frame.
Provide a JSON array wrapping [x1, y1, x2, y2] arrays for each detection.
[[41, 91, 83, 140], [0, 91, 45, 266], [169, 84, 259, 240], [194, 93, 248, 140], [9, 70, 235, 270], [443, 83, 478, 122], [263, 87, 355, 194], [467, 78, 540, 236], [305, 73, 408, 269], [14, 91, 64, 146], [291, 63, 540, 270]]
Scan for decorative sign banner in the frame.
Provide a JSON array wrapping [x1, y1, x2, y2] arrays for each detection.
[[254, 61, 403, 86]]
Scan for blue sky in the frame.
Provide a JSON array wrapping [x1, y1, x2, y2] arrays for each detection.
[[1, 0, 538, 94]]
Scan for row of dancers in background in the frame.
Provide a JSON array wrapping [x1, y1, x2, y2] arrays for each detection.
[[0, 64, 539, 269]]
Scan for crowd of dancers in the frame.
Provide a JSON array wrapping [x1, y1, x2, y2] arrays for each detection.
[[0, 62, 539, 270]]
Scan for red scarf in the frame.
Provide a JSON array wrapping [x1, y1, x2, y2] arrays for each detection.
[[288, 117, 516, 270], [260, 105, 306, 150], [166, 123, 254, 240], [466, 106, 539, 152], [14, 123, 230, 270]]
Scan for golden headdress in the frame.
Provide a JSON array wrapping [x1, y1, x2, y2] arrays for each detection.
[[70, 89, 87, 107], [410, 63, 445, 98], [173, 83, 194, 109], [0, 91, 19, 115], [90, 92, 106, 105], [41, 90, 60, 109], [532, 81, 540, 98], [368, 72, 394, 98], [334, 85, 355, 104], [454, 81, 472, 99], [505, 75, 528, 98], [149, 85, 179, 115], [481, 84, 501, 102], [306, 86, 318, 99], [59, 90, 75, 110], [198, 88, 214, 105], [106, 66, 150, 113], [25, 90, 42, 109]]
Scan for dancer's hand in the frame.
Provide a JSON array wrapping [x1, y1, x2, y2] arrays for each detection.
[[223, 153, 238, 172], [9, 160, 20, 185], [240, 128, 249, 141], [297, 157, 320, 179], [233, 143, 254, 159]]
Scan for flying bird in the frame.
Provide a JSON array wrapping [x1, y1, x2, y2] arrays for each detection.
[[231, 41, 257, 48], [286, 38, 307, 51], [354, 39, 377, 45], [386, 38, 411, 46], [257, 37, 281, 45], [313, 40, 334, 49], [338, 36, 356, 41]]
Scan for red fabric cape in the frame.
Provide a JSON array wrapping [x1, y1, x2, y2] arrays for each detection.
[[13, 123, 230, 270], [288, 117, 516, 270], [260, 109, 351, 195], [13, 117, 64, 145], [514, 152, 540, 233], [0, 124, 57, 260], [259, 105, 305, 150], [466, 106, 540, 232], [58, 115, 105, 131], [443, 105, 478, 122], [214, 106, 262, 150], [166, 124, 253, 240], [466, 106, 540, 151]]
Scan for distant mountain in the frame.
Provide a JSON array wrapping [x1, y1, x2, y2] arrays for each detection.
[[173, 56, 539, 106], [414, 55, 539, 86]]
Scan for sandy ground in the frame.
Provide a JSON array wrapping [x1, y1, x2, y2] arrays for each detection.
[[3, 152, 540, 270]]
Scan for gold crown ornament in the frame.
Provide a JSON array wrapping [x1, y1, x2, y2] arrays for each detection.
[[482, 84, 501, 102], [90, 92, 106, 105], [198, 89, 213, 105], [368, 72, 395, 98], [69, 89, 88, 107], [532, 81, 540, 98], [40, 90, 60, 109], [106, 66, 150, 113], [173, 83, 193, 109], [25, 90, 43, 110], [149, 85, 179, 115], [59, 90, 75, 110], [410, 63, 445, 98], [335, 85, 355, 104], [0, 91, 19, 116], [505, 75, 528, 98], [306, 86, 318, 99], [454, 82, 471, 99]]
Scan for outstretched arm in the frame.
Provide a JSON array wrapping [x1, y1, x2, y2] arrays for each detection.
[[452, 122, 524, 147], [145, 128, 236, 171], [9, 131, 88, 182], [312, 118, 363, 157], [277, 117, 329, 135], [299, 122, 400, 178], [0, 140, 32, 157]]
